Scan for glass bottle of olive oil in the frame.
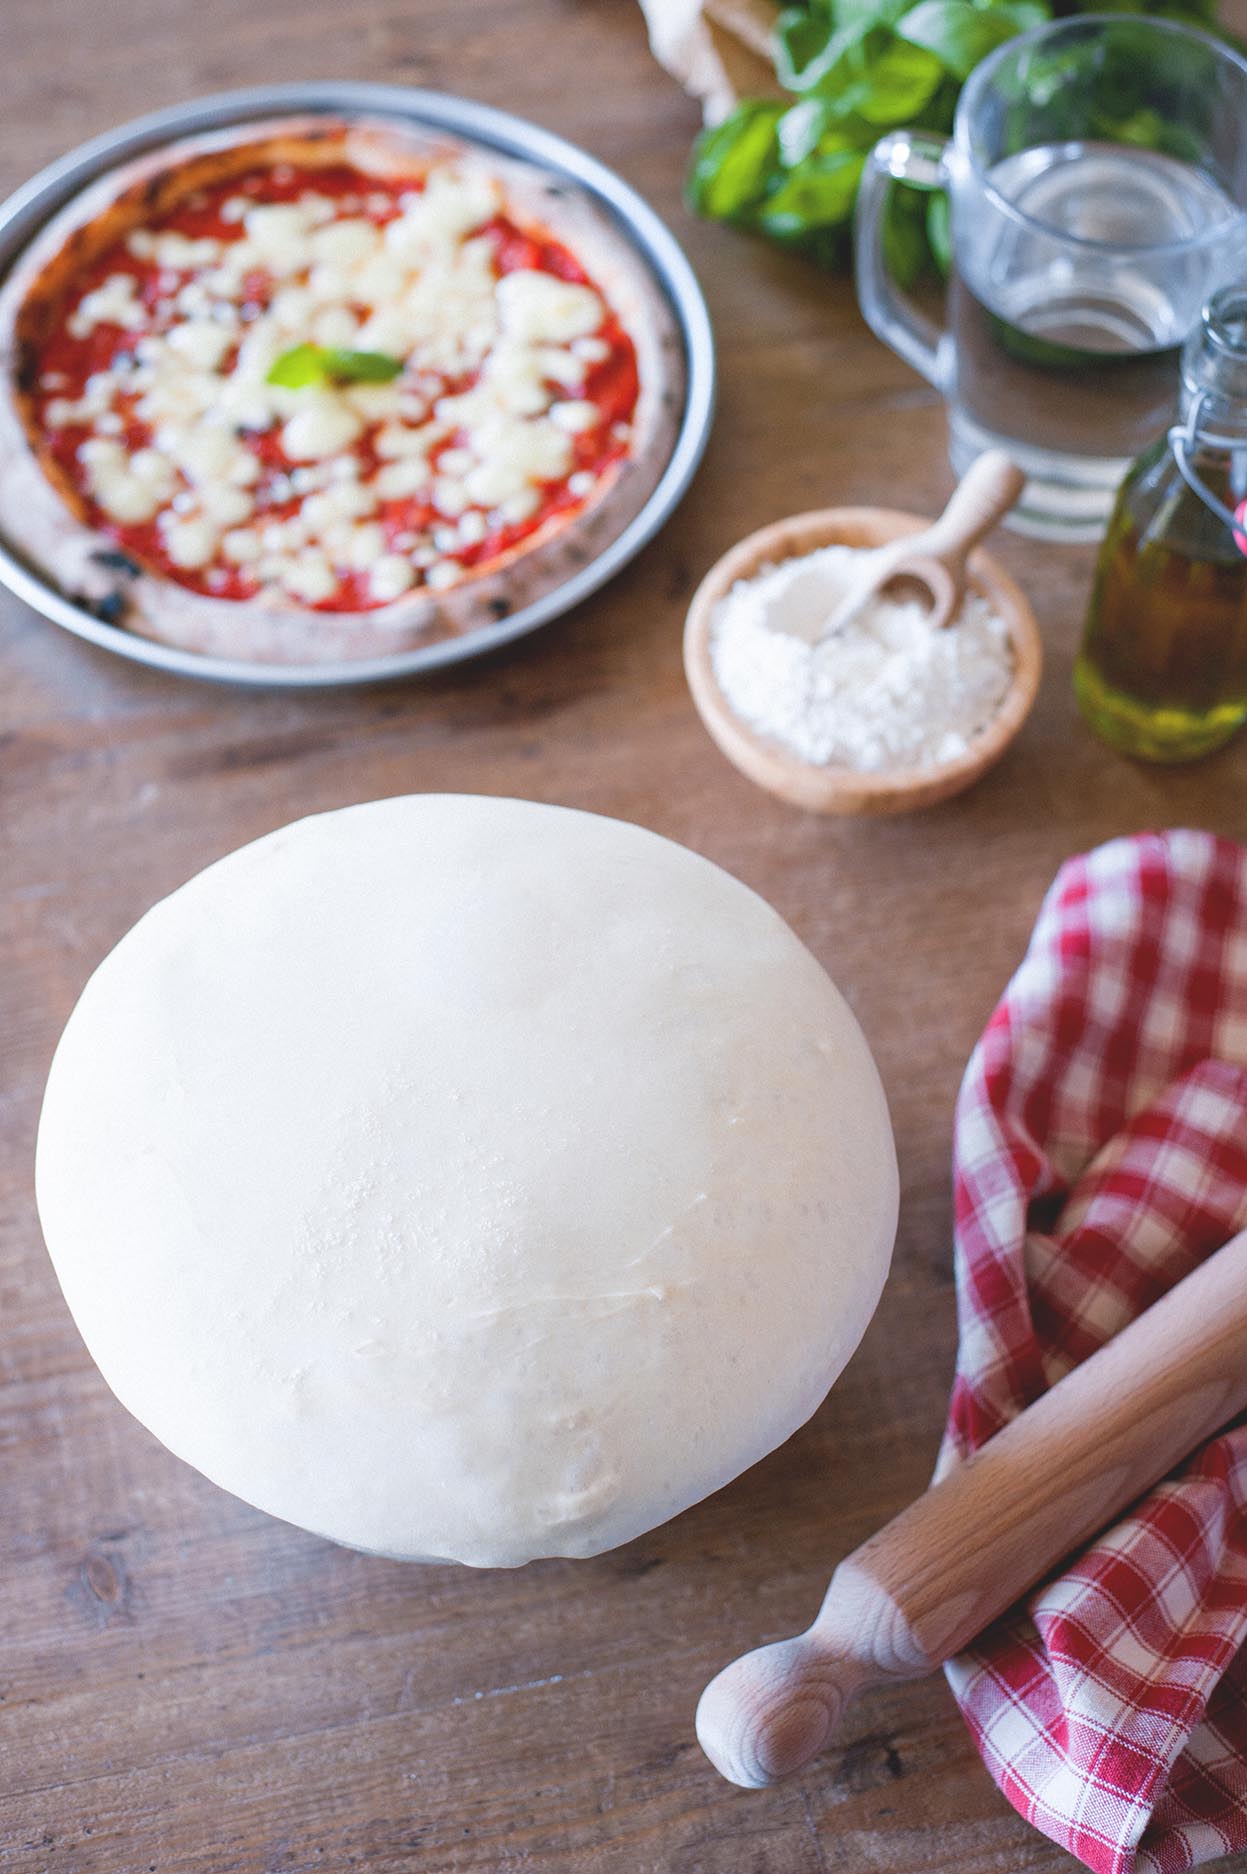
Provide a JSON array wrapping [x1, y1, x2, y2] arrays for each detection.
[[1074, 289, 1247, 762]]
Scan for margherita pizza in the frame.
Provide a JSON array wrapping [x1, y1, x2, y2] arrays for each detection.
[[0, 117, 686, 664]]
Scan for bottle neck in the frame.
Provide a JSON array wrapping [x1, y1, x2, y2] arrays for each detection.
[[1181, 288, 1247, 451], [1179, 381, 1247, 452]]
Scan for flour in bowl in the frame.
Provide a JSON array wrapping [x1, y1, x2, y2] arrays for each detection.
[[709, 544, 1015, 771]]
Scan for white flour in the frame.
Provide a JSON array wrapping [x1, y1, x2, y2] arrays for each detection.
[[709, 544, 1015, 772]]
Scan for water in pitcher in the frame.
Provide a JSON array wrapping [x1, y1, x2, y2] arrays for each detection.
[[947, 142, 1245, 526]]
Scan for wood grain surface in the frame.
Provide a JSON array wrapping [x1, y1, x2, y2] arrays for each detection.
[[3, 4, 1246, 1871]]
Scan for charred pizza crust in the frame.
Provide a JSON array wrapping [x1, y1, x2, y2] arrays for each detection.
[[0, 116, 686, 665]]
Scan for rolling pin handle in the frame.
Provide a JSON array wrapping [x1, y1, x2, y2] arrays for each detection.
[[695, 1573, 896, 1787], [696, 1632, 852, 1788]]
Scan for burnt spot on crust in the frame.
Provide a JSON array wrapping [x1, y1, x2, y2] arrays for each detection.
[[73, 587, 129, 629], [13, 342, 38, 398], [488, 597, 511, 621], [89, 547, 143, 578]]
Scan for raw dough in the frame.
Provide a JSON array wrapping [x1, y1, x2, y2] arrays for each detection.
[[36, 795, 897, 1567]]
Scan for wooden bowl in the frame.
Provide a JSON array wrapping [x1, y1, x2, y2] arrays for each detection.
[[683, 507, 1043, 815]]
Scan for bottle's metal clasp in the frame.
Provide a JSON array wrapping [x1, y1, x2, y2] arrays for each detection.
[[1169, 388, 1246, 537]]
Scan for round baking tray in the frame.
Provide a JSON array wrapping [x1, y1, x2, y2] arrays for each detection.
[[0, 83, 716, 688]]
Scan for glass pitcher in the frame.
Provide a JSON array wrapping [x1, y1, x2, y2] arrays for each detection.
[[854, 15, 1247, 541]]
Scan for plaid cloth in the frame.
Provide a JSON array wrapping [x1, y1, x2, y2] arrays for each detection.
[[941, 829, 1247, 1874]]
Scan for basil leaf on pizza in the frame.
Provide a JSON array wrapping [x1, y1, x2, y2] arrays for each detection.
[[267, 344, 405, 388]]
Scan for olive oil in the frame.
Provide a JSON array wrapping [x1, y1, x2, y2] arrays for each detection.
[[1074, 290, 1247, 762]]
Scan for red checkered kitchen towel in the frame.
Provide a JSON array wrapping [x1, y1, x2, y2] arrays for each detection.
[[942, 829, 1247, 1874]]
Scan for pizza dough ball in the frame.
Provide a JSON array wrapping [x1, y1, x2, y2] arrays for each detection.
[[36, 796, 897, 1567]]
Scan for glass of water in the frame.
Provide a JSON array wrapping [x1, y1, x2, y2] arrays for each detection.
[[855, 15, 1247, 539]]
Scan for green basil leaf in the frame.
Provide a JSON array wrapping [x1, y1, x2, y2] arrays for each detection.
[[778, 97, 836, 167], [883, 183, 930, 286], [897, 0, 1024, 78], [926, 188, 952, 275], [777, 13, 872, 92], [996, 0, 1050, 30], [798, 224, 853, 269], [1093, 105, 1204, 163], [267, 343, 403, 388], [686, 101, 786, 219], [833, 0, 916, 29], [776, 6, 840, 90], [321, 348, 404, 383], [755, 149, 866, 237], [841, 38, 945, 121], [265, 343, 327, 388]]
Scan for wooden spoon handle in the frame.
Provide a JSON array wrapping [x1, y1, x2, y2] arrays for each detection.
[[919, 450, 1026, 564], [697, 1225, 1247, 1788]]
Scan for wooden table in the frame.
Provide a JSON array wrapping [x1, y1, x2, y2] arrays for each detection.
[[4, 4, 1246, 1870]]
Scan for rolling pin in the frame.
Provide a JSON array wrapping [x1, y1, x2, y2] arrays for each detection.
[[696, 1225, 1247, 1789]]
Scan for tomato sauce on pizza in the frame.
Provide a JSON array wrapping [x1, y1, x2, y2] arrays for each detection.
[[26, 157, 641, 613]]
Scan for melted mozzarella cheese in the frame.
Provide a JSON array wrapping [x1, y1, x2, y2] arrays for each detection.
[[283, 552, 338, 603], [282, 400, 364, 462], [549, 399, 600, 434], [199, 483, 255, 528], [46, 368, 124, 429], [308, 218, 380, 268], [343, 522, 388, 569], [495, 271, 604, 344], [222, 527, 263, 564], [499, 488, 541, 525], [537, 346, 588, 389], [165, 319, 234, 371], [368, 553, 417, 601], [342, 382, 404, 422], [460, 416, 572, 507], [129, 230, 225, 270], [69, 273, 149, 339], [242, 202, 319, 268], [300, 482, 377, 532], [78, 436, 176, 522], [382, 170, 500, 260], [373, 457, 432, 500], [312, 306, 360, 350], [160, 513, 219, 569], [432, 477, 471, 518], [375, 421, 442, 460]]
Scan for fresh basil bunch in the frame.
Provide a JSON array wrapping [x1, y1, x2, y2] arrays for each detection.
[[686, 0, 1223, 280]]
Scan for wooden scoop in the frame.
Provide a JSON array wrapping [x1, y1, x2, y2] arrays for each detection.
[[822, 451, 1026, 636], [696, 1225, 1247, 1789]]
